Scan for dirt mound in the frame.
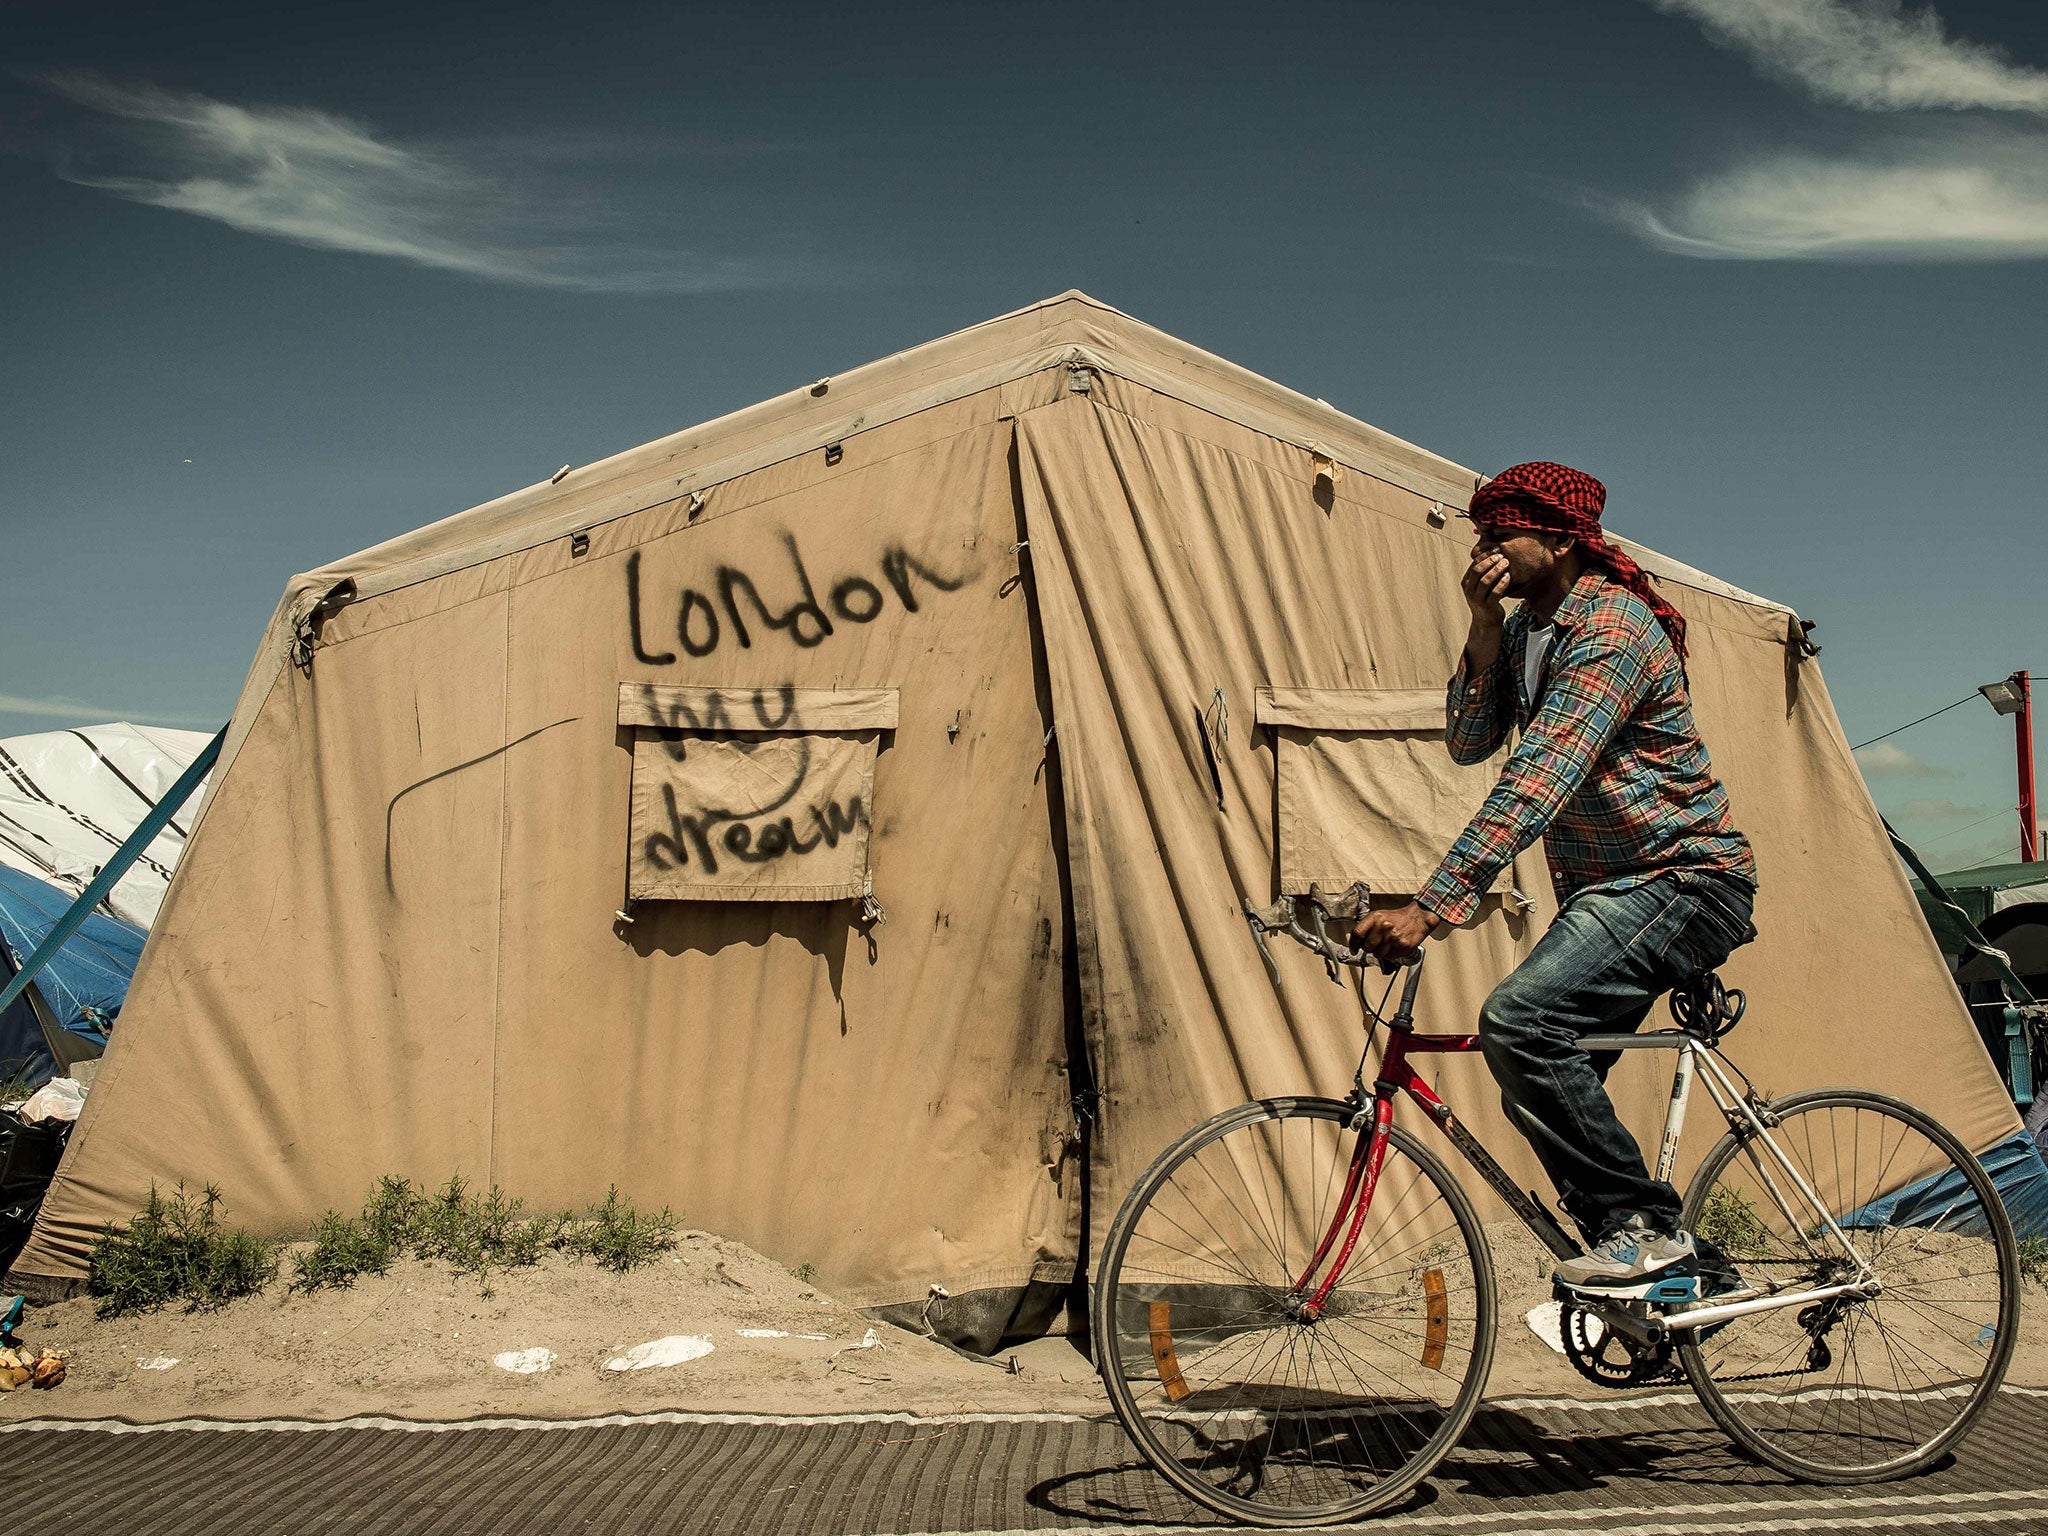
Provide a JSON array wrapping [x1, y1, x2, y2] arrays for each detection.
[[0, 1229, 1103, 1423], [4, 1220, 2041, 1424]]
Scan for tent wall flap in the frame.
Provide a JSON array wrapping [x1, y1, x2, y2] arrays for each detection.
[[1254, 688, 1447, 732], [1254, 687, 1509, 899], [618, 685, 903, 903]]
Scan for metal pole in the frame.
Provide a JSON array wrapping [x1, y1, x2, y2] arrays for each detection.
[[0, 726, 224, 1019], [2018, 670, 2038, 864]]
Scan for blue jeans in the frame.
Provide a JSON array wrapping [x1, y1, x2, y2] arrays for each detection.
[[1479, 873, 1757, 1243]]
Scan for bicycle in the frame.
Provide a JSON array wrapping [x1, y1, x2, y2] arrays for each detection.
[[1091, 885, 2020, 1527]]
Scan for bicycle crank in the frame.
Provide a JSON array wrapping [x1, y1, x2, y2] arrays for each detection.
[[1561, 1301, 1676, 1387]]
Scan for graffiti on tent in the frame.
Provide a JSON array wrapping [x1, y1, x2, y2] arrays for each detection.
[[632, 683, 873, 880], [624, 534, 970, 665]]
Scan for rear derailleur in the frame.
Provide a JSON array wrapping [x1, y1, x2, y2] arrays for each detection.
[[1795, 1295, 1852, 1373]]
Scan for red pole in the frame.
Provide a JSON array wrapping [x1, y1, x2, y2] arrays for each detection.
[[2019, 670, 2038, 864]]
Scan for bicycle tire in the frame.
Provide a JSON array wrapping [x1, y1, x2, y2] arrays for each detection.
[[1093, 1096, 1496, 1527], [1676, 1087, 2018, 1481]]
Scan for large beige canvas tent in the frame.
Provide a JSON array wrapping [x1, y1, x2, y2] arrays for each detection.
[[8, 293, 2017, 1344]]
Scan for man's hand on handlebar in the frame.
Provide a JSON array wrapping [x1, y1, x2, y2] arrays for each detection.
[[1350, 900, 1441, 967]]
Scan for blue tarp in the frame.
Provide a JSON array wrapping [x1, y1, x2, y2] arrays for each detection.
[[0, 866, 145, 1088], [1841, 1128, 2048, 1242]]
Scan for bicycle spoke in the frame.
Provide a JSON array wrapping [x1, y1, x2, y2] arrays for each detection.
[[1678, 1091, 2014, 1480], [1098, 1101, 1493, 1523]]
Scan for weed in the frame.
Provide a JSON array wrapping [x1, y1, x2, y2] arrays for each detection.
[[360, 1174, 428, 1249], [289, 1210, 399, 1293], [791, 1261, 819, 1284], [563, 1185, 677, 1272], [406, 1174, 568, 1283], [88, 1184, 277, 1319], [2018, 1235, 2048, 1290], [1697, 1184, 1775, 1260]]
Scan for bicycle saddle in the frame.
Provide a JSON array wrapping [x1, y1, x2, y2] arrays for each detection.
[[1669, 969, 1744, 1042]]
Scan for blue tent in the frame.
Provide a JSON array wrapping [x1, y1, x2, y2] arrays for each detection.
[[0, 866, 145, 1088], [1840, 1128, 2048, 1242]]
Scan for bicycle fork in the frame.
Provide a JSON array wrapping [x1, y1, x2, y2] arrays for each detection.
[[1286, 1095, 1396, 1322]]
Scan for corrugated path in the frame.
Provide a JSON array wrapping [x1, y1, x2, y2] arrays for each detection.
[[6, 1389, 2048, 1535]]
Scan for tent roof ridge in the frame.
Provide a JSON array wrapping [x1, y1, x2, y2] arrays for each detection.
[[284, 291, 1793, 623]]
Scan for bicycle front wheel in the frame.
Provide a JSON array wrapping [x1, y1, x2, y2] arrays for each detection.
[[1677, 1088, 2018, 1481], [1093, 1097, 1495, 1527]]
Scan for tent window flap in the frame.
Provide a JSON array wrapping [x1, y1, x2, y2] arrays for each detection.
[[1256, 686, 1502, 899], [620, 684, 897, 902]]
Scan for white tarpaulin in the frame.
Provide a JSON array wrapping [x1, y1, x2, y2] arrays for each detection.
[[0, 724, 213, 928]]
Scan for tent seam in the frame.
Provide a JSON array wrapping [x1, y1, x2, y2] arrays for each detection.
[[488, 586, 513, 1190]]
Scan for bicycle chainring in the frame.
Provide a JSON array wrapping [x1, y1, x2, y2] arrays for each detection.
[[1561, 1303, 1675, 1388]]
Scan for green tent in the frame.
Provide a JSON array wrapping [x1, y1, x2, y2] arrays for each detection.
[[1912, 859, 2048, 1106]]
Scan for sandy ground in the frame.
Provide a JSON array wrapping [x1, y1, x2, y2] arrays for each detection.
[[4, 1221, 2044, 1424]]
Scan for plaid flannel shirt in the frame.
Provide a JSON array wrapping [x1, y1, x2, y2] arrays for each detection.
[[1416, 570, 1755, 926]]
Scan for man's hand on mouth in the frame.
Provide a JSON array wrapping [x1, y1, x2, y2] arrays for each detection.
[[1463, 551, 1511, 624]]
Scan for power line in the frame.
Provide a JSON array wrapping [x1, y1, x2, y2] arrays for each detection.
[[1919, 807, 2019, 847], [1852, 693, 1979, 752], [1931, 843, 2024, 876]]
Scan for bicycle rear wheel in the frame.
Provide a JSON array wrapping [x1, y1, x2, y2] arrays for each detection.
[[1676, 1088, 2018, 1481], [1093, 1096, 1495, 1527]]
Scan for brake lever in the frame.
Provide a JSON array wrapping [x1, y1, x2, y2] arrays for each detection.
[[1243, 898, 1282, 983], [1245, 886, 1382, 979]]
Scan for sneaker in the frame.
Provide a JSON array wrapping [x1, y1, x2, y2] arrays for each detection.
[[1554, 1217, 1698, 1298], [1675, 1236, 1749, 1342], [1691, 1235, 1746, 1299]]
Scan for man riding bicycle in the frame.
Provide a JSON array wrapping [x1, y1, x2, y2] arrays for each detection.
[[1351, 461, 1757, 1297]]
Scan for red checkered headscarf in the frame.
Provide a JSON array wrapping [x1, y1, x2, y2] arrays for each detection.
[[1465, 461, 1687, 660]]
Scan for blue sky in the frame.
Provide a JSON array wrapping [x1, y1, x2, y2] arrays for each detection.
[[2, 0, 2043, 870]]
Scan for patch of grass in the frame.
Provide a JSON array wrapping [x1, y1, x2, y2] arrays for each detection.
[[289, 1209, 400, 1293], [563, 1184, 677, 1273], [791, 1261, 818, 1284], [291, 1175, 677, 1295], [2017, 1235, 2048, 1290], [1697, 1184, 1775, 1260], [401, 1175, 569, 1285], [88, 1184, 277, 1319], [360, 1174, 428, 1249]]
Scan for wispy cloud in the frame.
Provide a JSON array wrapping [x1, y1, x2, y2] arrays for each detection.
[[1893, 794, 1989, 822], [1855, 740, 1961, 778], [1613, 1, 2048, 262], [1604, 127, 2048, 259], [1649, 0, 2048, 113], [0, 693, 221, 729], [29, 74, 808, 292]]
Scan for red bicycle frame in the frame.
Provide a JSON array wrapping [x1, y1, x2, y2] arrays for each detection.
[[1287, 962, 1581, 1319]]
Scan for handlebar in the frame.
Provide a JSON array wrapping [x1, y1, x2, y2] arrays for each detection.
[[1245, 883, 1427, 1028], [1243, 882, 1422, 975]]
